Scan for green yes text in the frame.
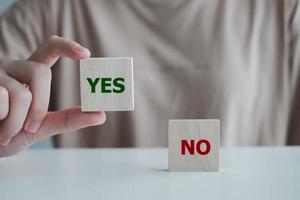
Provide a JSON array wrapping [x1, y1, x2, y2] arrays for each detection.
[[86, 77, 125, 93]]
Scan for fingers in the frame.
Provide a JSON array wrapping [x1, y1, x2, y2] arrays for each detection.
[[4, 34, 92, 133], [5, 61, 52, 133], [0, 85, 9, 120], [28, 35, 91, 66], [24, 64, 51, 133], [0, 35, 92, 146], [32, 107, 106, 142], [0, 74, 32, 145]]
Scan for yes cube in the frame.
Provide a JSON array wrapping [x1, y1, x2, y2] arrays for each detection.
[[80, 57, 134, 111], [168, 119, 220, 171]]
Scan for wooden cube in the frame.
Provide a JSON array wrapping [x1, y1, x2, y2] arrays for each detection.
[[80, 57, 134, 111], [168, 119, 220, 171]]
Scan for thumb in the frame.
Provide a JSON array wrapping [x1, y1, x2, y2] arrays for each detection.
[[0, 108, 105, 157], [33, 107, 106, 142]]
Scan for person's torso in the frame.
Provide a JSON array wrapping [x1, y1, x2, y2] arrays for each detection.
[[49, 0, 298, 147]]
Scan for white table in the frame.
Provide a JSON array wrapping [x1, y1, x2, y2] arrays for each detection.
[[0, 148, 299, 200]]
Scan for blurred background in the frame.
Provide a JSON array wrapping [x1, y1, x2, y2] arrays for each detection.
[[0, 0, 52, 148]]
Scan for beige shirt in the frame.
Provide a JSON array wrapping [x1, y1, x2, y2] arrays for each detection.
[[0, 0, 300, 147]]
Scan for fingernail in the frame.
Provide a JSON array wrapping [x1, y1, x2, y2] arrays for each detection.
[[0, 138, 10, 146], [74, 47, 90, 57], [26, 121, 41, 133], [73, 44, 87, 52]]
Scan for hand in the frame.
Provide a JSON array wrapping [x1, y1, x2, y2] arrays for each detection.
[[0, 35, 106, 157]]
